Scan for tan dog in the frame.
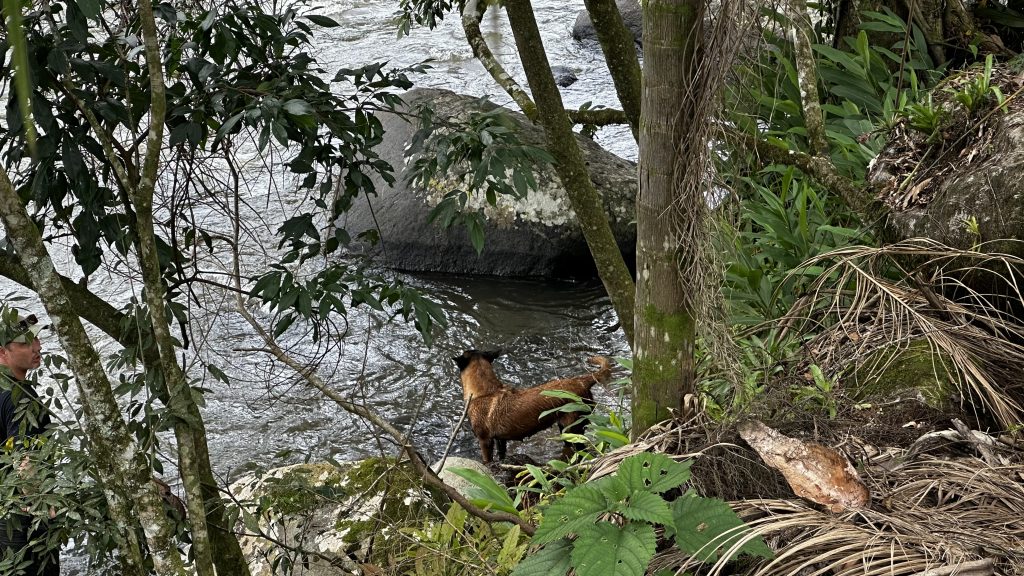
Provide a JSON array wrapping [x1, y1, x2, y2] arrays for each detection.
[[452, 350, 612, 464]]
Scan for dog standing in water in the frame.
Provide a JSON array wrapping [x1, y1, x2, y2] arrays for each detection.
[[452, 350, 612, 464]]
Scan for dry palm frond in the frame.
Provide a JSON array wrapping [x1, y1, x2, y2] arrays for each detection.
[[587, 417, 1024, 576], [780, 238, 1024, 429]]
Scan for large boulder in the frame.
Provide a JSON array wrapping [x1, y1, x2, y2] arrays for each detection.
[[571, 0, 642, 45], [336, 88, 637, 278], [872, 67, 1024, 259], [230, 459, 443, 575]]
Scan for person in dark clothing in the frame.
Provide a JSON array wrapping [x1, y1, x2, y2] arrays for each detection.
[[0, 311, 59, 576]]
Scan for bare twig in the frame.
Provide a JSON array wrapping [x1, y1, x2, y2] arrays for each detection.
[[437, 395, 472, 472], [910, 558, 995, 576]]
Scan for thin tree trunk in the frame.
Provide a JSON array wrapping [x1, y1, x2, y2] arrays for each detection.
[[0, 168, 187, 575], [788, 0, 829, 156], [581, 0, 642, 140], [632, 0, 704, 436], [134, 0, 217, 573], [503, 0, 636, 349]]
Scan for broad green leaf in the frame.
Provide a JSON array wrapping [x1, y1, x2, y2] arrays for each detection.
[[614, 490, 673, 526], [618, 453, 692, 494], [594, 428, 630, 447], [511, 539, 572, 576], [446, 467, 518, 515], [533, 483, 608, 545], [570, 522, 656, 576], [74, 0, 101, 19], [306, 14, 340, 27], [671, 494, 774, 562]]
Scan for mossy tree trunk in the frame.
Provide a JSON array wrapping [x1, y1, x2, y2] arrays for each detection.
[[632, 0, 704, 436], [504, 0, 636, 349], [581, 0, 642, 141]]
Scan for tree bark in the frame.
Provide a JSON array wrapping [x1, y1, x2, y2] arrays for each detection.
[[581, 0, 642, 140], [503, 0, 636, 349], [626, 0, 724, 434], [462, 0, 538, 120], [134, 0, 219, 573]]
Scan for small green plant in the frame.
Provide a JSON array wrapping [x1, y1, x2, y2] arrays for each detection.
[[948, 54, 1000, 114], [792, 364, 839, 418], [402, 504, 527, 576], [511, 453, 773, 576], [963, 214, 982, 250], [903, 93, 946, 137]]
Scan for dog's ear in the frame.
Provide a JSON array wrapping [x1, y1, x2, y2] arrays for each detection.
[[453, 354, 471, 372], [483, 350, 503, 363]]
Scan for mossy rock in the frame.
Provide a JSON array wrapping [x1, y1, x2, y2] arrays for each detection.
[[848, 340, 956, 409], [231, 458, 445, 575]]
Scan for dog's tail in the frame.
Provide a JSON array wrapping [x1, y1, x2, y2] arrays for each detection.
[[586, 355, 613, 385]]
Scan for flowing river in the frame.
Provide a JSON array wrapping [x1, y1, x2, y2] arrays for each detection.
[[2, 0, 635, 571]]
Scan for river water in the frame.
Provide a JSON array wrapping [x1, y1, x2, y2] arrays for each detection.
[[2, 0, 634, 571]]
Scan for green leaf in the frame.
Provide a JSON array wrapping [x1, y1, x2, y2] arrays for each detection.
[[74, 0, 101, 19], [511, 539, 572, 576], [570, 522, 656, 576], [618, 453, 692, 494], [306, 14, 340, 27], [671, 494, 774, 562], [614, 490, 673, 526], [446, 467, 518, 515], [533, 484, 608, 545]]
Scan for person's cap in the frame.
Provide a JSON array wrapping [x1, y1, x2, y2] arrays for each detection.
[[0, 313, 47, 346]]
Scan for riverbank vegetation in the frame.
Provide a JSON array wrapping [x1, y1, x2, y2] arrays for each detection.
[[0, 0, 1023, 573]]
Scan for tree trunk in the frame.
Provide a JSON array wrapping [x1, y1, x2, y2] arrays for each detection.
[[134, 0, 219, 572], [504, 0, 637, 349], [632, 0, 705, 436], [581, 0, 642, 141]]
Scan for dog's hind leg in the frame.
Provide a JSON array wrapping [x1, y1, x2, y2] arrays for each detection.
[[496, 439, 508, 461]]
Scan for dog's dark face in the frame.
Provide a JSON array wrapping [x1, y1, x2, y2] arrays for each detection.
[[452, 349, 503, 372]]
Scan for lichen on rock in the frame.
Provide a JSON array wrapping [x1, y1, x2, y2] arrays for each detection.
[[230, 458, 444, 575]]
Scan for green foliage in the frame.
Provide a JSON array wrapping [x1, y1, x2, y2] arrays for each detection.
[[446, 467, 520, 515], [791, 364, 839, 418], [723, 167, 865, 327], [401, 504, 527, 576], [946, 54, 1005, 114], [669, 494, 775, 562], [729, 8, 940, 178], [0, 0, 448, 345], [407, 102, 554, 254], [515, 453, 772, 576], [903, 93, 946, 137]]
